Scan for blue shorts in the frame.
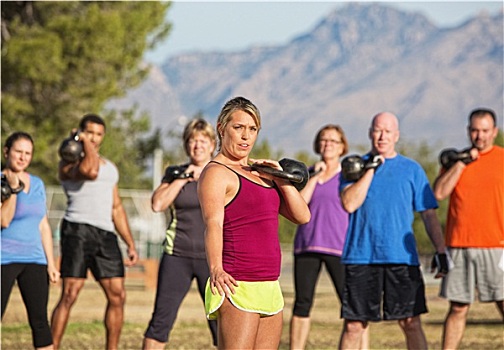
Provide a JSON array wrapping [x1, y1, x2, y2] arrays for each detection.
[[341, 264, 427, 321]]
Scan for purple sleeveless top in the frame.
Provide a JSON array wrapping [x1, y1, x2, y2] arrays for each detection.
[[294, 171, 348, 256], [217, 162, 281, 281]]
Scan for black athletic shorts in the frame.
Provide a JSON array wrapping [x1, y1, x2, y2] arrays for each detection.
[[341, 264, 427, 322], [60, 219, 124, 280]]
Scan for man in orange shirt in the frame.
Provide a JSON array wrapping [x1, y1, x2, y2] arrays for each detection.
[[433, 108, 504, 349]]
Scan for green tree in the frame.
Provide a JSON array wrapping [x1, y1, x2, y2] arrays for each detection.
[[496, 128, 504, 147], [1, 1, 171, 185]]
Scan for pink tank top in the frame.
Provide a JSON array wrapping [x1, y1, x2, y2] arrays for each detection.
[[216, 162, 281, 281]]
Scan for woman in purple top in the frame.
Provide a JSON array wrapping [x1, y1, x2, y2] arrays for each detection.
[[198, 96, 310, 349], [289, 125, 369, 349], [1, 132, 60, 349]]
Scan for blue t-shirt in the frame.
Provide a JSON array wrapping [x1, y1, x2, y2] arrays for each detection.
[[340, 154, 437, 266], [1, 174, 48, 265]]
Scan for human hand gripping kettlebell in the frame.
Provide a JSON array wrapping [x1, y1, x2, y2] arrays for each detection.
[[250, 158, 309, 191], [58, 129, 84, 163], [439, 147, 478, 170], [1, 171, 25, 202], [341, 154, 383, 181]]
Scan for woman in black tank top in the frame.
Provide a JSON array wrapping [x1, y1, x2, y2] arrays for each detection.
[[143, 119, 218, 349]]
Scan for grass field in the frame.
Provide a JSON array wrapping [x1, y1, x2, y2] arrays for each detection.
[[2, 262, 503, 349]]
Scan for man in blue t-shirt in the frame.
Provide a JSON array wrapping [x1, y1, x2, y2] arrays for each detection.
[[338, 112, 447, 349]]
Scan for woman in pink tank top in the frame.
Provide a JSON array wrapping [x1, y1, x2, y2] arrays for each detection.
[[198, 96, 310, 349]]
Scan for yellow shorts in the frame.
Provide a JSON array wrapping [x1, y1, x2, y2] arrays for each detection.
[[205, 279, 284, 320]]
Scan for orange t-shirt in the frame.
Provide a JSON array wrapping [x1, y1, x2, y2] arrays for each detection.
[[445, 146, 504, 248]]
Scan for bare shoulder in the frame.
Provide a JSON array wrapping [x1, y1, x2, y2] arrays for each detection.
[[199, 161, 239, 201], [200, 161, 233, 184]]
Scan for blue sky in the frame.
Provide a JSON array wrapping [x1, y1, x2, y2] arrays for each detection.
[[145, 1, 503, 64]]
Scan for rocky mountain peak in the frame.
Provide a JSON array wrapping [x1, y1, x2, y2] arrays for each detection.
[[108, 3, 503, 155]]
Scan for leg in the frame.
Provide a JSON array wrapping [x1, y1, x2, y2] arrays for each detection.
[[325, 256, 371, 349], [217, 297, 260, 349], [398, 316, 427, 350], [496, 300, 504, 321], [194, 258, 218, 346], [1, 264, 20, 318], [442, 301, 470, 350], [98, 277, 126, 350], [143, 254, 194, 349], [339, 319, 367, 350], [340, 265, 382, 350], [255, 311, 283, 350], [322, 255, 345, 303], [142, 337, 165, 350], [51, 277, 86, 350], [18, 264, 53, 349], [289, 254, 322, 349], [289, 315, 310, 350], [383, 265, 428, 350], [360, 325, 370, 350], [472, 249, 504, 322]]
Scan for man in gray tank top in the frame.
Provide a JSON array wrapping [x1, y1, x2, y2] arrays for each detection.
[[50, 114, 138, 350]]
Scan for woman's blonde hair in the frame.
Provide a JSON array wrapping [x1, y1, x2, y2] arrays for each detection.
[[182, 118, 217, 156], [216, 97, 261, 150]]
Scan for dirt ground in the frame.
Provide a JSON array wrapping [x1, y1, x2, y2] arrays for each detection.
[[2, 255, 503, 349]]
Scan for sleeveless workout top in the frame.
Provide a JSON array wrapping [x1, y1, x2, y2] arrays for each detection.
[[164, 180, 207, 259], [61, 158, 118, 232], [294, 171, 348, 256], [213, 161, 281, 281]]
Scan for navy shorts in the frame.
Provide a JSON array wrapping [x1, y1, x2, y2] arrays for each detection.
[[341, 264, 427, 322], [60, 219, 124, 280]]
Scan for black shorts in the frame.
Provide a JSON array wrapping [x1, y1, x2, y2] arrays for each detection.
[[341, 264, 427, 322], [60, 219, 124, 280]]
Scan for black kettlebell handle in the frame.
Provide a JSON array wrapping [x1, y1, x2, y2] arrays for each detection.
[[250, 163, 304, 183]]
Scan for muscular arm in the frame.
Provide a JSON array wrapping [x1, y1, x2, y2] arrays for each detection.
[[299, 161, 325, 203], [1, 170, 21, 228], [420, 208, 446, 254], [299, 176, 318, 203], [59, 134, 100, 181], [432, 162, 465, 200], [277, 180, 311, 225], [112, 185, 138, 266], [40, 215, 60, 283], [340, 169, 374, 213], [197, 164, 237, 296], [151, 179, 189, 212], [1, 195, 17, 228]]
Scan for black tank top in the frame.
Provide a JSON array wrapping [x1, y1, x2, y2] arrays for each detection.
[[163, 181, 206, 259]]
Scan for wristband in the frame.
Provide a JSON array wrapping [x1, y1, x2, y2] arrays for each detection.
[[10, 180, 25, 194], [431, 252, 449, 275]]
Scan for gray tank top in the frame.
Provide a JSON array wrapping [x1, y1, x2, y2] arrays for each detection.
[[61, 159, 118, 232]]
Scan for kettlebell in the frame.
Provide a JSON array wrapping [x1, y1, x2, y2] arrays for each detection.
[[162, 164, 194, 184], [1, 174, 12, 202], [341, 155, 366, 181], [59, 132, 84, 163]]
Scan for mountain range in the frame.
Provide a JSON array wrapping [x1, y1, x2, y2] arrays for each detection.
[[107, 3, 504, 156]]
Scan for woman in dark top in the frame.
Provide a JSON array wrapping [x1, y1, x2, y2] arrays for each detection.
[[142, 119, 218, 349]]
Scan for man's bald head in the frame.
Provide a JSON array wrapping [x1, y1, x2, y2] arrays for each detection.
[[371, 112, 399, 131], [369, 112, 400, 158]]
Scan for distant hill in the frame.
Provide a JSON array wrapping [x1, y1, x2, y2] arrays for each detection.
[[107, 3, 503, 156]]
